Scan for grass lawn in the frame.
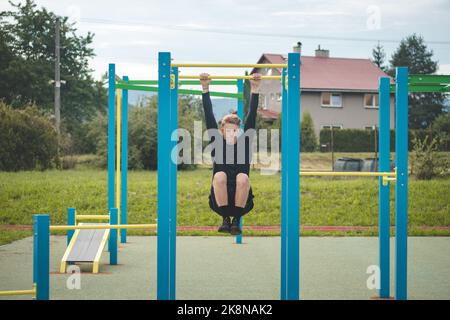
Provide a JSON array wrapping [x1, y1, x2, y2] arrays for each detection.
[[1, 164, 449, 244]]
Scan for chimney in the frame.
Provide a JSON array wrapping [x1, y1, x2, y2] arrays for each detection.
[[315, 45, 329, 58], [293, 41, 302, 53]]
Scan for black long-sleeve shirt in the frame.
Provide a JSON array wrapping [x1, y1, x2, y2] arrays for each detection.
[[202, 92, 259, 179]]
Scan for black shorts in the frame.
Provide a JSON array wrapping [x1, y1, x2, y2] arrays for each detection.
[[209, 179, 254, 217]]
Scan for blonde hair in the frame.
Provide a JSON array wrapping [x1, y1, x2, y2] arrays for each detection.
[[221, 113, 241, 127]]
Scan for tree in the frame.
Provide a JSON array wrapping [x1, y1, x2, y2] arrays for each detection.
[[389, 34, 445, 129], [0, 0, 106, 149], [372, 41, 387, 71], [300, 111, 317, 152], [0, 102, 58, 171], [432, 112, 450, 150]]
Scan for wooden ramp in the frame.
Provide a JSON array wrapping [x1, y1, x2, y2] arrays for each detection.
[[60, 223, 110, 274]]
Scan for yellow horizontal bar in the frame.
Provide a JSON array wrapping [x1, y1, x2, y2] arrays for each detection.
[[300, 171, 396, 177], [178, 75, 282, 80], [0, 288, 36, 296], [76, 215, 110, 220], [50, 224, 157, 231], [172, 63, 287, 68]]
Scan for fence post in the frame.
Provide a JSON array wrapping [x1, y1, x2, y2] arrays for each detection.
[[395, 67, 409, 300], [281, 53, 300, 300], [378, 77, 391, 298], [109, 208, 118, 265], [35, 214, 49, 300], [236, 78, 244, 244], [67, 207, 76, 245]]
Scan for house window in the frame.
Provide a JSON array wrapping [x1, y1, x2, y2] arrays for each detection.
[[276, 93, 282, 101], [364, 125, 376, 130], [321, 92, 342, 108], [321, 124, 343, 130], [271, 93, 275, 101], [364, 94, 379, 108]]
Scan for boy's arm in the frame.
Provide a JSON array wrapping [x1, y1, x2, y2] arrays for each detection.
[[202, 92, 218, 130], [200, 73, 218, 130], [244, 73, 262, 131], [244, 93, 259, 131]]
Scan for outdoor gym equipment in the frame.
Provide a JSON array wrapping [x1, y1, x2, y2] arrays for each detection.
[[153, 52, 410, 301], [4, 49, 449, 300]]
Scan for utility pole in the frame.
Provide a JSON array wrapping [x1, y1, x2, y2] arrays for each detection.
[[54, 18, 61, 140]]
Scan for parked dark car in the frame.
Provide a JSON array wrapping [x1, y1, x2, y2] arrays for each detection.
[[333, 158, 364, 172], [361, 158, 396, 172]]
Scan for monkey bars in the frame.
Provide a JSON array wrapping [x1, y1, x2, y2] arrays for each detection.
[[171, 63, 287, 68], [178, 75, 282, 80]]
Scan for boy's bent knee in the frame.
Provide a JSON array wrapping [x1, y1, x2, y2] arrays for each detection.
[[236, 173, 249, 188], [213, 172, 227, 186]]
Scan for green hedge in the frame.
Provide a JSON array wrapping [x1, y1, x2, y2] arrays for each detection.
[[0, 103, 58, 171], [319, 128, 449, 152]]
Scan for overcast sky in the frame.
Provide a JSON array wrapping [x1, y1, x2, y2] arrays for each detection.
[[2, 0, 450, 81]]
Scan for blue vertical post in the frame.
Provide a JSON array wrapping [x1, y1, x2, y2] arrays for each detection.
[[395, 67, 408, 300], [121, 76, 129, 243], [33, 216, 37, 284], [280, 67, 287, 300], [108, 64, 116, 213], [236, 79, 244, 244], [157, 52, 174, 300], [378, 77, 391, 298], [109, 208, 118, 265], [35, 214, 49, 300], [281, 53, 301, 300], [67, 207, 75, 245], [169, 67, 178, 299]]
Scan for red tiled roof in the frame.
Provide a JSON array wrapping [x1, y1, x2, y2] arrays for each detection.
[[255, 53, 390, 92], [258, 108, 279, 120]]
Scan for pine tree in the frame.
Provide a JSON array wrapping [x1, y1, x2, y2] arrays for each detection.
[[300, 112, 317, 152], [372, 41, 386, 71], [389, 34, 445, 129]]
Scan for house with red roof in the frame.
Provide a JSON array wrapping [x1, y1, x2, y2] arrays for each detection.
[[253, 43, 394, 136]]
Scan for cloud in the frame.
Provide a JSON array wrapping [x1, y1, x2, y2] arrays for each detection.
[[271, 10, 352, 17], [437, 64, 450, 75], [129, 40, 160, 46]]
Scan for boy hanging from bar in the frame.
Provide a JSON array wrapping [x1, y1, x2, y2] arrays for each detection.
[[200, 73, 261, 235]]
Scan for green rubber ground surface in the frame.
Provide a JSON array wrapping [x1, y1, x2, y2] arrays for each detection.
[[0, 236, 449, 300]]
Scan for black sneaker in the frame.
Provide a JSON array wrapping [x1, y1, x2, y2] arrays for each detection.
[[218, 217, 231, 233], [230, 217, 241, 235]]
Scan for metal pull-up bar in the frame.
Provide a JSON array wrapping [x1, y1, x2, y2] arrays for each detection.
[[171, 63, 287, 68], [178, 75, 282, 80]]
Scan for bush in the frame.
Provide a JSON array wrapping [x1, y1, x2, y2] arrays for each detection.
[[410, 133, 449, 180], [320, 128, 387, 152], [432, 112, 450, 150], [319, 127, 450, 152], [300, 112, 317, 151], [0, 102, 58, 171]]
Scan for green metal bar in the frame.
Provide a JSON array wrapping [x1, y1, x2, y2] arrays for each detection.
[[117, 80, 159, 85], [408, 74, 450, 85], [116, 83, 159, 92], [390, 84, 450, 93], [179, 88, 243, 99], [115, 83, 243, 99]]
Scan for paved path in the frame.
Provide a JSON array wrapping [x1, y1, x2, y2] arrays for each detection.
[[0, 236, 449, 300]]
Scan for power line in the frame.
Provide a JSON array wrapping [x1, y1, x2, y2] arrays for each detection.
[[81, 17, 450, 45]]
